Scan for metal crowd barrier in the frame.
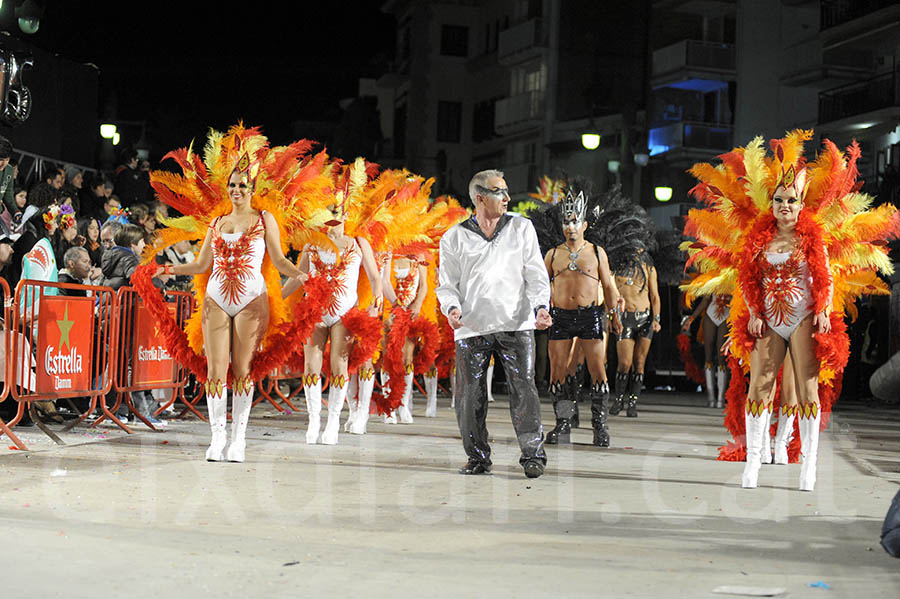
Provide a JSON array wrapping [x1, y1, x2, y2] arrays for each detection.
[[0, 277, 27, 450], [257, 365, 303, 412], [7, 279, 117, 446], [0, 280, 203, 450], [89, 287, 193, 432]]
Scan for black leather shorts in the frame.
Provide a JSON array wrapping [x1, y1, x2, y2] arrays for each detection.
[[549, 305, 605, 341], [618, 308, 654, 341]]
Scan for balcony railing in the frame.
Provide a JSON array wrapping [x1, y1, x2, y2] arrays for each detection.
[[652, 40, 735, 78], [498, 18, 547, 63], [648, 121, 733, 156], [821, 0, 898, 30], [495, 91, 545, 132], [780, 36, 873, 86], [819, 70, 899, 123]]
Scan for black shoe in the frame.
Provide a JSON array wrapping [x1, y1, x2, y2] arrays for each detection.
[[592, 427, 610, 447], [458, 460, 491, 475], [523, 460, 544, 478], [626, 397, 638, 418], [609, 396, 624, 416], [545, 418, 571, 444]]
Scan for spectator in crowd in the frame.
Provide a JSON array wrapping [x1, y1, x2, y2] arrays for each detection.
[[81, 177, 108, 220], [129, 203, 156, 243], [13, 185, 27, 214], [99, 220, 121, 250], [58, 246, 92, 294], [78, 216, 104, 280], [162, 238, 195, 292], [114, 148, 151, 207], [65, 166, 83, 190], [20, 205, 69, 423], [0, 136, 17, 222], [51, 205, 82, 266], [100, 223, 143, 290], [59, 185, 81, 216], [28, 176, 59, 209], [103, 196, 123, 220], [101, 223, 164, 425], [0, 232, 15, 290]]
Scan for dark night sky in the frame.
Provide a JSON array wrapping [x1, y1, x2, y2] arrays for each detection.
[[4, 1, 396, 152]]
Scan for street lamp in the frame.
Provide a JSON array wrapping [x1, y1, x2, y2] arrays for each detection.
[[581, 133, 601, 150], [654, 186, 673, 202], [112, 132, 120, 146], [100, 123, 117, 139]]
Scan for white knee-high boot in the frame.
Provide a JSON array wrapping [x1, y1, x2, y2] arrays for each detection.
[[704, 367, 716, 407], [382, 370, 397, 424], [760, 407, 774, 464], [716, 368, 727, 409], [424, 369, 438, 417], [205, 382, 228, 462], [773, 405, 796, 465], [798, 405, 821, 492], [344, 374, 359, 433], [350, 368, 375, 434], [321, 377, 348, 445], [304, 375, 322, 445], [742, 401, 771, 488], [397, 369, 414, 424], [227, 379, 254, 463], [486, 361, 495, 402]]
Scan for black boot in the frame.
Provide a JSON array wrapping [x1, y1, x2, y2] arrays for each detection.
[[627, 372, 643, 418], [569, 368, 582, 428], [546, 379, 572, 444], [591, 380, 610, 447], [609, 371, 629, 415]]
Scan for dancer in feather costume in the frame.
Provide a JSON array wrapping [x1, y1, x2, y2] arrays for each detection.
[[378, 189, 467, 425], [682, 130, 900, 491], [132, 124, 334, 463]]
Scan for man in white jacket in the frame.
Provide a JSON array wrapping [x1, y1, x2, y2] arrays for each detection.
[[437, 169, 552, 478]]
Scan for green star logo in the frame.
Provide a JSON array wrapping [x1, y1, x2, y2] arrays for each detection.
[[56, 304, 74, 352]]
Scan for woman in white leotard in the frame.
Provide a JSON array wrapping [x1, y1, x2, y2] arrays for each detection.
[[296, 202, 382, 446], [683, 293, 731, 408], [161, 162, 306, 463], [380, 253, 427, 424], [739, 165, 833, 491]]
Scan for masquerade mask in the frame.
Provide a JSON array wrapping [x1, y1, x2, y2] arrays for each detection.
[[560, 189, 587, 228]]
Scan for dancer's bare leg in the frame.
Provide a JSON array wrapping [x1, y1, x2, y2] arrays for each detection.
[[772, 347, 798, 464], [202, 300, 232, 461], [321, 320, 351, 444], [788, 315, 821, 490], [742, 328, 787, 487], [702, 313, 718, 407], [303, 325, 328, 444], [397, 338, 416, 423], [227, 294, 269, 461]]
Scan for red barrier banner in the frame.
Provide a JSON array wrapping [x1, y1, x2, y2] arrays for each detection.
[[36, 296, 93, 393], [132, 300, 176, 386]]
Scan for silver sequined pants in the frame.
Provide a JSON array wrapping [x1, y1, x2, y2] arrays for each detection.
[[455, 330, 547, 466]]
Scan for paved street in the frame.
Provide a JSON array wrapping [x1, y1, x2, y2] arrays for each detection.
[[1, 391, 898, 598]]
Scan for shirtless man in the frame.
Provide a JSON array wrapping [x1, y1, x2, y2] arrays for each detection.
[[543, 187, 623, 446], [610, 251, 661, 417]]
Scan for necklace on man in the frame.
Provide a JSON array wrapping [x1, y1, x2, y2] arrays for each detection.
[[567, 241, 587, 271]]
